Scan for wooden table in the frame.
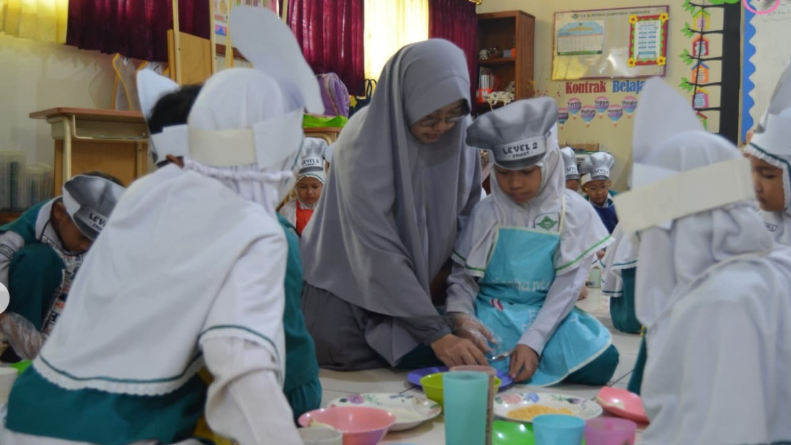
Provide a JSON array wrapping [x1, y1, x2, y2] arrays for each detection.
[[30, 108, 150, 191]]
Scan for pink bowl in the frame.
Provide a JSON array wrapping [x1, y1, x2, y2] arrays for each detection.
[[595, 387, 649, 424], [298, 406, 396, 445]]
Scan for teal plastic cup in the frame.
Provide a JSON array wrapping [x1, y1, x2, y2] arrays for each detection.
[[533, 414, 585, 445], [443, 371, 489, 445]]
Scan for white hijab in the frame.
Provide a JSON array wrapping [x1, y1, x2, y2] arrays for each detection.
[[744, 59, 791, 245], [635, 133, 773, 328], [185, 68, 303, 216], [453, 134, 612, 278], [32, 8, 318, 395]]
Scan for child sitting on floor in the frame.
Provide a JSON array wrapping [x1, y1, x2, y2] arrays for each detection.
[[580, 152, 619, 234], [0, 172, 125, 361], [137, 69, 202, 168], [445, 98, 618, 386], [744, 60, 791, 245], [619, 76, 791, 445], [279, 138, 328, 235]]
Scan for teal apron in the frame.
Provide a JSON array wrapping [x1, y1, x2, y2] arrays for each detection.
[[475, 199, 612, 386]]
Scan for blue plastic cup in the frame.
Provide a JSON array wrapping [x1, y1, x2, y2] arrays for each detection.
[[533, 414, 585, 445], [443, 371, 489, 445]]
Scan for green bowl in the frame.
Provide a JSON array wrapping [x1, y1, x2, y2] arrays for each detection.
[[419, 372, 502, 409], [492, 420, 586, 445], [9, 361, 31, 374]]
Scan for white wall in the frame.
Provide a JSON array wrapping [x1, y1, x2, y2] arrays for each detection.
[[0, 34, 117, 166]]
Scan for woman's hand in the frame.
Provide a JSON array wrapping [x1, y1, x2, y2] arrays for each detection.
[[509, 344, 539, 382], [446, 313, 499, 354], [431, 334, 489, 368], [596, 250, 606, 260]]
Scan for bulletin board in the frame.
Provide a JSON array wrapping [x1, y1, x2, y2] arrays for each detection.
[[741, 0, 791, 138], [552, 6, 669, 80]]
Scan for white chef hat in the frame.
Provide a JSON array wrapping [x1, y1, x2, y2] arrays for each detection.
[[613, 78, 754, 234], [466, 98, 558, 170], [560, 147, 579, 180], [297, 138, 328, 184], [580, 152, 615, 185], [62, 175, 126, 240]]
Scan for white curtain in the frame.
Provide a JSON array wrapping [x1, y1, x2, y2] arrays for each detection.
[[363, 0, 429, 80], [0, 0, 68, 44]]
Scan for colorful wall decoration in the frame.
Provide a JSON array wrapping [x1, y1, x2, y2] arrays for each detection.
[[678, 0, 742, 143]]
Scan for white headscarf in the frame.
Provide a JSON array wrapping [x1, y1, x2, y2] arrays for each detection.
[[744, 59, 791, 245], [454, 127, 612, 278], [32, 7, 320, 395], [186, 68, 302, 215]]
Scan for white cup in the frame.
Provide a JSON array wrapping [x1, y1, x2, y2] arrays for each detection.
[[298, 427, 343, 445], [0, 368, 18, 404]]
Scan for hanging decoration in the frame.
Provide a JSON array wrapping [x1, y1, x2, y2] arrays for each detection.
[[558, 107, 570, 128], [607, 104, 624, 127], [567, 97, 582, 119], [594, 96, 610, 118], [622, 95, 638, 119], [581, 105, 596, 128]]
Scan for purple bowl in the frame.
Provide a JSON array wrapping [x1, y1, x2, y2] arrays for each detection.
[[407, 366, 514, 391]]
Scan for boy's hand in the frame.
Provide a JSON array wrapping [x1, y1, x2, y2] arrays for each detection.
[[509, 344, 539, 382], [431, 334, 489, 368]]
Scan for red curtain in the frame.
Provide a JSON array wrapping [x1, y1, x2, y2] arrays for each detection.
[[66, 0, 210, 62], [429, 0, 477, 99], [289, 0, 364, 95]]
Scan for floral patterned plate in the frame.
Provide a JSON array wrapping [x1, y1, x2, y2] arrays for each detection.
[[328, 393, 442, 431], [493, 392, 602, 423]]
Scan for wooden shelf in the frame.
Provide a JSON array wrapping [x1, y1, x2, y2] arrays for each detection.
[[478, 58, 515, 67], [476, 10, 535, 116]]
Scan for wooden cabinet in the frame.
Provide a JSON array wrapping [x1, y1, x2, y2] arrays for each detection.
[[476, 11, 536, 114]]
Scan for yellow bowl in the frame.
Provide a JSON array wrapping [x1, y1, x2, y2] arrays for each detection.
[[420, 372, 502, 408]]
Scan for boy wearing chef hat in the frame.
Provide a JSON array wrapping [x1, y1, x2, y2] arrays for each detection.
[[744, 60, 791, 245], [137, 70, 202, 168], [580, 152, 619, 233], [561, 147, 581, 191], [0, 172, 125, 362], [445, 98, 618, 386], [279, 137, 328, 234], [2, 7, 320, 445]]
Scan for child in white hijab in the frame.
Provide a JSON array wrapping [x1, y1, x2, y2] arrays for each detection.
[[1, 8, 320, 445], [446, 98, 618, 385], [616, 77, 791, 444], [744, 60, 791, 245], [279, 137, 328, 234]]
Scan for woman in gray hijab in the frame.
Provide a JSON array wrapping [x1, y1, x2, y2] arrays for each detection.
[[301, 40, 485, 371]]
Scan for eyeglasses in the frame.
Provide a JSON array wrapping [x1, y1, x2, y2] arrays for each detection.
[[416, 113, 467, 128]]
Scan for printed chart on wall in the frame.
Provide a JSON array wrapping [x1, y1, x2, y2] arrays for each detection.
[[213, 0, 278, 44], [553, 6, 669, 80], [743, 0, 791, 135]]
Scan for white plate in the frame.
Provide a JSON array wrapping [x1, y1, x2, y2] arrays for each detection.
[[327, 393, 442, 431], [493, 392, 602, 423]]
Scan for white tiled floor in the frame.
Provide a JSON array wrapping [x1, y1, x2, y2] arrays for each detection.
[[317, 288, 645, 444]]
